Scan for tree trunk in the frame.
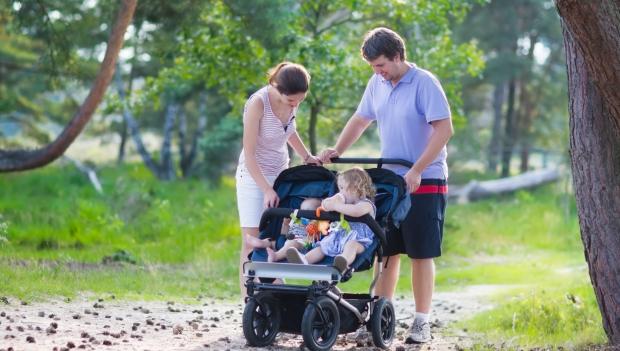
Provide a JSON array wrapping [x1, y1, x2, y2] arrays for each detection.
[[450, 168, 560, 203], [117, 120, 128, 165], [114, 65, 161, 177], [487, 82, 505, 173], [180, 93, 208, 178], [557, 0, 620, 345], [0, 0, 137, 172], [177, 107, 188, 167], [118, 19, 142, 165], [160, 102, 178, 181], [517, 34, 538, 174], [519, 142, 530, 173], [309, 103, 320, 155], [500, 79, 517, 177], [518, 80, 534, 173]]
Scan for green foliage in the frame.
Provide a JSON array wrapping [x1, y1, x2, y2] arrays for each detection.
[[199, 116, 243, 184], [1, 0, 111, 145], [452, 0, 568, 167]]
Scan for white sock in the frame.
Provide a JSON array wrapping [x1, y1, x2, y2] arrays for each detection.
[[414, 312, 430, 324]]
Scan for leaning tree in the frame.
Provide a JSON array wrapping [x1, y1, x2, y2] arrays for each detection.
[[0, 0, 137, 172], [556, 0, 620, 345]]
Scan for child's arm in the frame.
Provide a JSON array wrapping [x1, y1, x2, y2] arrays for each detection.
[[322, 197, 373, 217]]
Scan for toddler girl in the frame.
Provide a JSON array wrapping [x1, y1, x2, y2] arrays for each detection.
[[286, 167, 376, 272]]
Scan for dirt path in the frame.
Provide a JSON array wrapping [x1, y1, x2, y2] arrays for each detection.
[[0, 286, 500, 351]]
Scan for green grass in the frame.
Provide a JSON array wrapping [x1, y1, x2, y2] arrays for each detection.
[[460, 281, 607, 349], [0, 163, 607, 347], [0, 164, 239, 302]]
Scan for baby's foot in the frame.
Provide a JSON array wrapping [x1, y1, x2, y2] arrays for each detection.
[[286, 247, 308, 264], [266, 247, 276, 262]]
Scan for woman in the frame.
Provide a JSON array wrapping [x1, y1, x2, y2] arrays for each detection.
[[236, 62, 319, 295]]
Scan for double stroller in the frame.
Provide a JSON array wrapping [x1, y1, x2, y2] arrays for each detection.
[[242, 158, 412, 351]]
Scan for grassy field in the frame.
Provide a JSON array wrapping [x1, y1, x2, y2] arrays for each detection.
[[0, 163, 607, 348]]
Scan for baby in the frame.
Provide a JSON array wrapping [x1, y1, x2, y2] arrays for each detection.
[[245, 197, 321, 262]]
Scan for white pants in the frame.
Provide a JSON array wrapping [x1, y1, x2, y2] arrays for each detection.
[[236, 167, 277, 228]]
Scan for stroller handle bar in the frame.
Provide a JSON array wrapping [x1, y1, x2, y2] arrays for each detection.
[[258, 208, 387, 249], [330, 157, 413, 168]]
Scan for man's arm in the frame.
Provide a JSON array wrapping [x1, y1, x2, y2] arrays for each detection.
[[318, 114, 373, 163], [405, 118, 454, 193]]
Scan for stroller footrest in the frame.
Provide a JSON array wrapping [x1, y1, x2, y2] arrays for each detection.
[[244, 262, 341, 282]]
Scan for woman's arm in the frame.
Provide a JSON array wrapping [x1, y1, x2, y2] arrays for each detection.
[[288, 132, 320, 164], [243, 98, 279, 207]]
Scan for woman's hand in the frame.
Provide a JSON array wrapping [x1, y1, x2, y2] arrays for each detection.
[[304, 154, 322, 165], [263, 188, 280, 208]]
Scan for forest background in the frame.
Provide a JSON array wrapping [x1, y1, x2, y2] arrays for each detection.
[[0, 0, 608, 349]]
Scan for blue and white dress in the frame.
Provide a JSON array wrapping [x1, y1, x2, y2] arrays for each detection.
[[319, 199, 376, 257]]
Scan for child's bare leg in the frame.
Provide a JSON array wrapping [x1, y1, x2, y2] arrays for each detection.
[[272, 240, 303, 262], [304, 247, 326, 264], [341, 241, 365, 264], [244, 234, 271, 249], [334, 241, 364, 272], [286, 246, 324, 264]]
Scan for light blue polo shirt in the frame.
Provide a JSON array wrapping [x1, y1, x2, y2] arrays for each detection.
[[356, 63, 451, 179]]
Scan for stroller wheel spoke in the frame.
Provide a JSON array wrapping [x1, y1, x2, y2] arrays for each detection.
[[243, 294, 281, 347]]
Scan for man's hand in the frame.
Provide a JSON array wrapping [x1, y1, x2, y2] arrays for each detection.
[[318, 148, 340, 164], [263, 188, 280, 208], [405, 167, 422, 193]]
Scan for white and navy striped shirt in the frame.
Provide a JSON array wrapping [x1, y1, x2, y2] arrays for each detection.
[[238, 86, 298, 176]]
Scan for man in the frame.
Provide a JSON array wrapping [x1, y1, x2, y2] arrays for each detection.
[[319, 27, 453, 343]]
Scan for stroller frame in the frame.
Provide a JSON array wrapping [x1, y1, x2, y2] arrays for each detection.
[[242, 158, 412, 351]]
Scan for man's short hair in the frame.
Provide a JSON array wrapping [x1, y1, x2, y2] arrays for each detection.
[[361, 27, 406, 62]]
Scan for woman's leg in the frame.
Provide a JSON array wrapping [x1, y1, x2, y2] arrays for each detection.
[[239, 227, 259, 297]]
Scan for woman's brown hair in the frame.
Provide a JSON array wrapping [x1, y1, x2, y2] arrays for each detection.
[[268, 62, 311, 95]]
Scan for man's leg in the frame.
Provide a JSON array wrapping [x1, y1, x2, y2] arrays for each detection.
[[406, 257, 435, 343], [373, 254, 401, 300], [411, 258, 435, 313]]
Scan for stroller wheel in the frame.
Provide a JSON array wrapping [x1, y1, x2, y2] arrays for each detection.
[[301, 296, 340, 351], [242, 293, 281, 346], [370, 298, 395, 349]]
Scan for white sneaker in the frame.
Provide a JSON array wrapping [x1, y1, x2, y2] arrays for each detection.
[[405, 319, 431, 344]]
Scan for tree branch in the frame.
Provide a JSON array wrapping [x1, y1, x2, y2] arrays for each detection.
[[0, 0, 138, 172]]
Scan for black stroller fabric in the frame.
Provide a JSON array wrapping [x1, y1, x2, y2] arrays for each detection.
[[250, 164, 408, 273]]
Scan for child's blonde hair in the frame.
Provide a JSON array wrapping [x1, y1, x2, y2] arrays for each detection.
[[338, 167, 375, 201]]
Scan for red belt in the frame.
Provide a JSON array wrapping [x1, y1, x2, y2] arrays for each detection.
[[414, 184, 448, 194]]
